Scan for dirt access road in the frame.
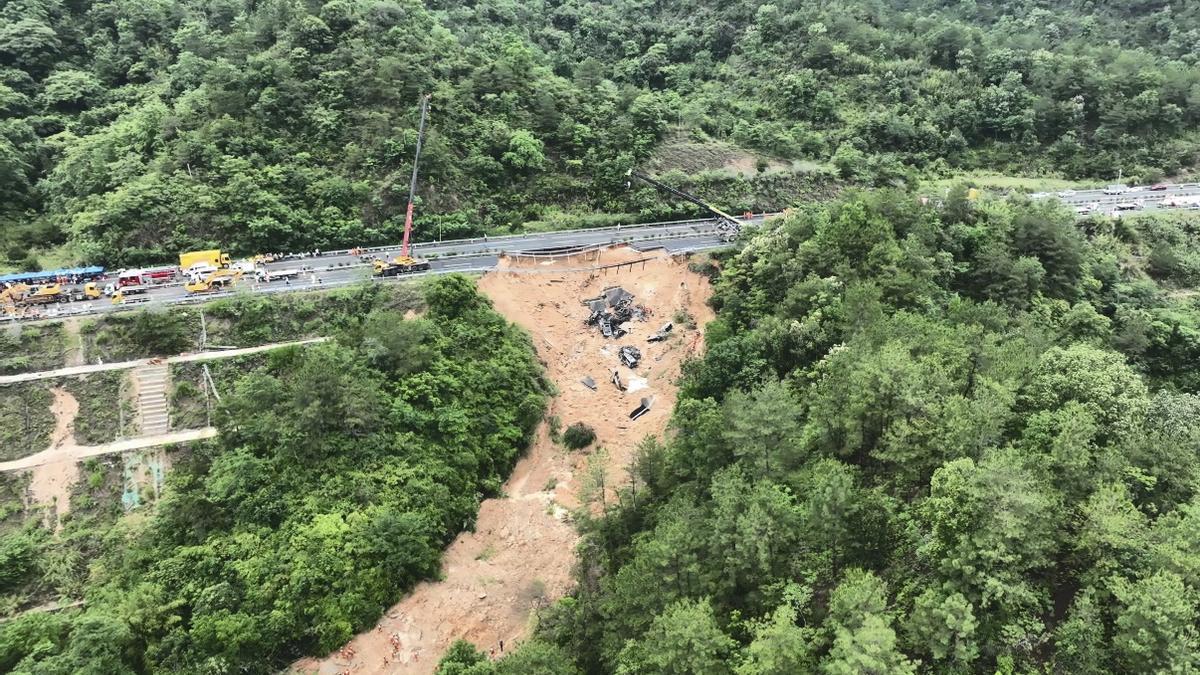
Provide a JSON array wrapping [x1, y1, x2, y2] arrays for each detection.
[[294, 246, 715, 673], [0, 337, 328, 385]]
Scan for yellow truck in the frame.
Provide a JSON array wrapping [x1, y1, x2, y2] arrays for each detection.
[[1, 282, 101, 310], [20, 284, 68, 305], [185, 269, 243, 294], [373, 254, 431, 277], [179, 250, 231, 273]]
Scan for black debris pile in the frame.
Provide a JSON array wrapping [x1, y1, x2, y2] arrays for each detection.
[[647, 322, 674, 342], [629, 396, 654, 420], [584, 286, 651, 338], [611, 369, 624, 391], [619, 346, 641, 368]]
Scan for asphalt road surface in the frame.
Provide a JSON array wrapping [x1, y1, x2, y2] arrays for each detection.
[[1030, 182, 1200, 217], [10, 184, 1200, 325], [4, 216, 756, 323]]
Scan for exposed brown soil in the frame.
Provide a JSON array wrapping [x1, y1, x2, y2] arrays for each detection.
[[28, 387, 81, 529], [646, 137, 791, 176], [294, 246, 713, 674]]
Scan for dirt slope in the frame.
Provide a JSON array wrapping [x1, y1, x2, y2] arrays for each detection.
[[294, 247, 714, 673], [29, 387, 81, 529]]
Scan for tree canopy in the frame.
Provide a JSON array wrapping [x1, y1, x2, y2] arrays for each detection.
[[3, 0, 1200, 265], [494, 195, 1200, 673], [0, 278, 547, 673]]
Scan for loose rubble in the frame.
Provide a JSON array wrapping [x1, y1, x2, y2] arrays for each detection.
[[647, 322, 673, 342], [629, 396, 654, 420], [584, 286, 651, 339], [618, 346, 641, 368]]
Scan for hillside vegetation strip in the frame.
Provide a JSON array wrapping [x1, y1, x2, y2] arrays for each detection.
[[3, 1, 1200, 269], [457, 194, 1200, 674], [0, 278, 547, 672], [0, 325, 67, 376], [0, 383, 54, 461]]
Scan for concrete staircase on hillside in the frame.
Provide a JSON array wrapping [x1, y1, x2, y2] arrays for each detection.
[[134, 364, 170, 436]]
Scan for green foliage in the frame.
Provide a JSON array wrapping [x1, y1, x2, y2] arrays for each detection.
[[616, 598, 736, 675], [0, 382, 54, 460], [561, 422, 596, 450], [0, 276, 547, 672], [438, 640, 494, 675], [61, 372, 132, 445], [2, 0, 1198, 263], [0, 323, 66, 375], [80, 310, 199, 363], [515, 192, 1200, 672]]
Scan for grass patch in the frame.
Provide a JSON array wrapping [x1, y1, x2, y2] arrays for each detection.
[[61, 372, 134, 445], [672, 308, 697, 330], [0, 473, 29, 533], [0, 383, 54, 460], [921, 173, 1104, 193], [169, 353, 268, 429], [81, 309, 201, 363], [202, 282, 426, 347], [0, 323, 67, 375]]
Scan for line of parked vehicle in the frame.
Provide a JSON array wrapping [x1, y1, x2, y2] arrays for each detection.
[[1031, 182, 1200, 217]]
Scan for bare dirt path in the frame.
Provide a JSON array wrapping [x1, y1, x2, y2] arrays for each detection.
[[29, 387, 82, 528], [2, 427, 217, 473], [295, 247, 714, 674], [0, 337, 329, 385]]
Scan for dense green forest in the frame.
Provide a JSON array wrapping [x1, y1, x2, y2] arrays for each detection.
[[434, 196, 1200, 673], [3, 0, 1199, 266], [0, 278, 548, 673]]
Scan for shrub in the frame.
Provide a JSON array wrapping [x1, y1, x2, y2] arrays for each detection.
[[562, 422, 596, 449]]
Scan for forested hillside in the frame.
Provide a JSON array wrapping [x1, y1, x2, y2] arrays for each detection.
[[3, 0, 1199, 266], [439, 195, 1200, 673], [0, 278, 548, 673]]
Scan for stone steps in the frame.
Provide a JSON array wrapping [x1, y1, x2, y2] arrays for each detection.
[[133, 365, 171, 436]]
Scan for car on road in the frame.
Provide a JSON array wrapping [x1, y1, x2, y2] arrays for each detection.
[[1129, 186, 1144, 193], [1057, 190, 1076, 198], [1104, 185, 1127, 195], [1115, 201, 1142, 211], [1075, 205, 1092, 216], [184, 262, 219, 280], [1151, 183, 1168, 191]]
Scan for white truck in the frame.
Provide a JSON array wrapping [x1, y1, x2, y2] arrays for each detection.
[[254, 267, 303, 283]]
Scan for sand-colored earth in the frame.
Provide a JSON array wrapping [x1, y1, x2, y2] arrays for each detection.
[[29, 387, 81, 529], [294, 246, 714, 674]]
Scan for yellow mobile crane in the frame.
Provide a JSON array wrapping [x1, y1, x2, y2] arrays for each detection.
[[184, 268, 243, 294], [626, 169, 744, 240], [1, 282, 102, 313], [375, 94, 433, 278], [0, 283, 27, 315]]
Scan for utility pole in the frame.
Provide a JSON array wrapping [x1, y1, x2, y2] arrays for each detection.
[[401, 94, 432, 259], [201, 364, 220, 428]]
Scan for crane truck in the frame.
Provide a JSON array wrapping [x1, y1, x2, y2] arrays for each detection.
[[185, 269, 243, 294], [375, 94, 433, 278], [0, 282, 103, 316], [626, 169, 744, 241]]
